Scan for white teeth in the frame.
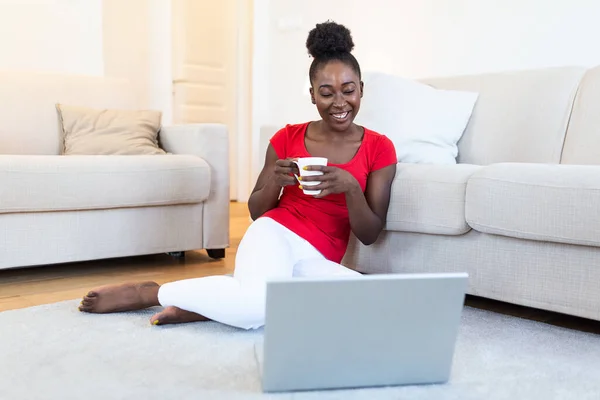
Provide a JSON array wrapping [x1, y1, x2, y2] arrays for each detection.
[[333, 112, 349, 120]]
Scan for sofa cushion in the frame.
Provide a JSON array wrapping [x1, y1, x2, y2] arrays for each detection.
[[0, 155, 210, 213], [466, 163, 600, 247], [386, 163, 482, 235]]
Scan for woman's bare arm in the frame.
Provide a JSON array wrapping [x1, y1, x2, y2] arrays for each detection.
[[344, 164, 397, 245], [248, 144, 298, 220]]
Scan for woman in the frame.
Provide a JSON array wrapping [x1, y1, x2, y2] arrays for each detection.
[[79, 21, 397, 330]]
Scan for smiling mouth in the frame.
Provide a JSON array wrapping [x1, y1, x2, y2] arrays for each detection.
[[331, 111, 351, 120]]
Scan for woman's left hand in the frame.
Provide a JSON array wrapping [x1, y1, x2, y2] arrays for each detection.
[[299, 165, 360, 198]]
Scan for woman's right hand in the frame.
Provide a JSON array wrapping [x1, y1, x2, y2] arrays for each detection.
[[273, 158, 299, 187]]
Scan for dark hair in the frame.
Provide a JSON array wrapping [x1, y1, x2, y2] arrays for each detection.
[[306, 21, 361, 84]]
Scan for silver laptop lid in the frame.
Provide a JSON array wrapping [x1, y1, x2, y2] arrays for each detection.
[[260, 273, 468, 392]]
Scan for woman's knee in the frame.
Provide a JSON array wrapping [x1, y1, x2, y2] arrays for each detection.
[[234, 218, 296, 281]]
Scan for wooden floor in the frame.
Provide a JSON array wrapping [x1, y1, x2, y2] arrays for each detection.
[[1, 201, 599, 334]]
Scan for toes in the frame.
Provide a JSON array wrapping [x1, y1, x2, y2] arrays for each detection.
[[150, 309, 172, 326], [87, 291, 97, 297], [149, 307, 207, 325], [78, 298, 94, 312]]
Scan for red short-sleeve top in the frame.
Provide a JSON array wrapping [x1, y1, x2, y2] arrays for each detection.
[[262, 121, 397, 263]]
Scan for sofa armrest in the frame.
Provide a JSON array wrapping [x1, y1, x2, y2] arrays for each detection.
[[254, 124, 281, 184], [159, 123, 229, 250], [258, 125, 280, 158], [343, 162, 482, 269], [387, 163, 482, 234]]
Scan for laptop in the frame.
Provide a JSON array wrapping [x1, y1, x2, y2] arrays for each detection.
[[254, 272, 468, 393]]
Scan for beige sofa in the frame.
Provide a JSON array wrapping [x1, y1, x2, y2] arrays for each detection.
[[0, 71, 229, 270], [261, 65, 600, 322]]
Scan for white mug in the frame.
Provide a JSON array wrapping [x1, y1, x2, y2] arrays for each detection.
[[293, 157, 328, 195]]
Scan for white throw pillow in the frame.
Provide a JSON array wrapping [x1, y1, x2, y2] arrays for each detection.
[[354, 71, 478, 164]]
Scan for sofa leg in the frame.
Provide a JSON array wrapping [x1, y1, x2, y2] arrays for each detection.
[[166, 251, 185, 258], [207, 248, 226, 259]]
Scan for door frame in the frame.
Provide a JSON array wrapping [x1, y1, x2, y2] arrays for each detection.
[[170, 0, 253, 202], [234, 0, 253, 202]]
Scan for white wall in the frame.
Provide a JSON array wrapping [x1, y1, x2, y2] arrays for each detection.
[[0, 0, 103, 75], [252, 0, 600, 177], [0, 0, 172, 124], [261, 0, 600, 125], [250, 0, 272, 183], [102, 0, 173, 124]]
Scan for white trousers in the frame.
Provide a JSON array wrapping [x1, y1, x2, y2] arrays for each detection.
[[157, 217, 361, 330]]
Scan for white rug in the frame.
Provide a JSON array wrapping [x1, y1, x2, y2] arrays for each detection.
[[1, 300, 600, 400]]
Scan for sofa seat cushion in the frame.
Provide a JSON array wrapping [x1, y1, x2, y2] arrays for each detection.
[[466, 163, 600, 247], [386, 163, 482, 235], [0, 155, 210, 213]]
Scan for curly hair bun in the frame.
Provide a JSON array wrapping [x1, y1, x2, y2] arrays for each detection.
[[306, 21, 354, 59]]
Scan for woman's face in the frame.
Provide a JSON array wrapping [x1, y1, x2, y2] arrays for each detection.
[[310, 60, 363, 132]]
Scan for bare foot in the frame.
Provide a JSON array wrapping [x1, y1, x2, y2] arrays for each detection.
[[79, 281, 160, 313], [150, 306, 209, 326]]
